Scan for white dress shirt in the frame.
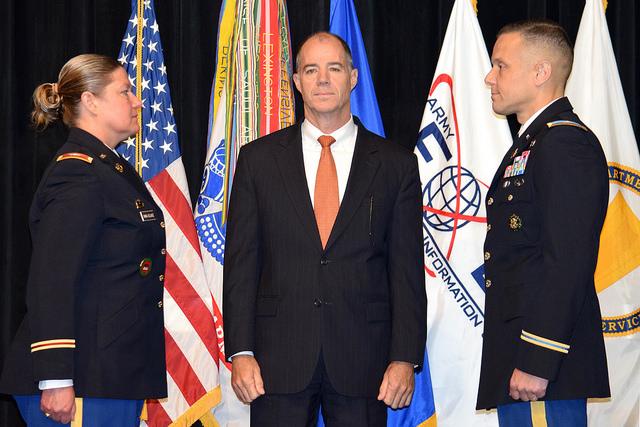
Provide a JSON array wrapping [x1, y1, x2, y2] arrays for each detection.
[[301, 116, 358, 205]]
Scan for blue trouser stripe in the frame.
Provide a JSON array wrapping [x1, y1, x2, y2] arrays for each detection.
[[497, 399, 587, 427], [14, 394, 143, 427]]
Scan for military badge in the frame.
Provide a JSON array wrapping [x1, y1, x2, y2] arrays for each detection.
[[115, 163, 124, 173], [139, 258, 152, 276], [508, 214, 522, 231]]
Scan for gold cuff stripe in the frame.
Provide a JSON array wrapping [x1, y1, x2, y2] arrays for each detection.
[[521, 330, 569, 349], [31, 339, 76, 353], [31, 339, 75, 348], [521, 335, 569, 354], [31, 344, 76, 353]]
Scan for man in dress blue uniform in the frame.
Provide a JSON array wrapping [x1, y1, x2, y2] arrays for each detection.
[[476, 20, 611, 426]]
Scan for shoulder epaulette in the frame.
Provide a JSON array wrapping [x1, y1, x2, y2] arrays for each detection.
[[546, 120, 588, 132], [56, 152, 94, 164]]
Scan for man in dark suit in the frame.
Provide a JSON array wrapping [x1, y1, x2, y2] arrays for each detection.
[[477, 20, 610, 426], [223, 32, 427, 426]]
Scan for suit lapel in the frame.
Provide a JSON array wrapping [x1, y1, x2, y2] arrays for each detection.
[[274, 125, 324, 249], [325, 125, 380, 251]]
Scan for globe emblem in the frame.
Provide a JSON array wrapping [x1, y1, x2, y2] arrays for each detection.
[[423, 166, 482, 232], [195, 138, 228, 264]]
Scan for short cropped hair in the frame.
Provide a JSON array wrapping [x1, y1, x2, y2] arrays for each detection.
[[498, 19, 573, 84], [295, 32, 354, 71]]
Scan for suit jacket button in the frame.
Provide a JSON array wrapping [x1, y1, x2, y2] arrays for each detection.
[[484, 251, 491, 261], [507, 194, 514, 201], [487, 224, 492, 231], [160, 221, 166, 228], [313, 298, 322, 307], [159, 274, 165, 282], [487, 197, 494, 206], [320, 257, 328, 266], [157, 300, 163, 308], [485, 279, 492, 288], [161, 248, 166, 255]]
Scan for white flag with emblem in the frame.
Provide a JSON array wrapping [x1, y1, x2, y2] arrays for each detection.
[[565, 0, 640, 425], [414, 0, 510, 425]]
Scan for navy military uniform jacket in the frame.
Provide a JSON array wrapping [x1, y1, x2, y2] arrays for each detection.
[[476, 98, 611, 409], [0, 128, 167, 399]]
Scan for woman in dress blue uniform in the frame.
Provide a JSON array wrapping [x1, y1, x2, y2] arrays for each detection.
[[0, 54, 167, 425]]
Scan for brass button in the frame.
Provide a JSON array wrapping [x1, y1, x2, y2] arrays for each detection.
[[161, 248, 166, 255], [485, 279, 492, 288], [487, 224, 492, 231], [487, 197, 494, 206], [159, 274, 165, 282], [157, 301, 163, 308], [160, 221, 166, 228], [484, 251, 491, 261], [507, 194, 513, 201]]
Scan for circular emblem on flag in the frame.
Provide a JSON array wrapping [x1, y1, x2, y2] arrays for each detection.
[[195, 140, 227, 264], [423, 166, 481, 232]]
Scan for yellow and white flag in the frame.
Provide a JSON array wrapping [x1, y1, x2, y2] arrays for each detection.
[[566, 1, 640, 426], [414, 0, 509, 425]]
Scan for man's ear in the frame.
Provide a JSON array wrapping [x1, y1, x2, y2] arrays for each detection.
[[80, 91, 98, 115], [350, 67, 358, 91], [293, 72, 301, 93], [533, 61, 552, 87]]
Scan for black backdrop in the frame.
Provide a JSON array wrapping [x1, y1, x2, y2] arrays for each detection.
[[1, 0, 638, 425]]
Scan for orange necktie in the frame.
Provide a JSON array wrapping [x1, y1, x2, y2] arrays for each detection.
[[314, 135, 339, 248]]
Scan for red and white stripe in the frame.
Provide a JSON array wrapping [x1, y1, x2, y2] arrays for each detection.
[[144, 158, 221, 426]]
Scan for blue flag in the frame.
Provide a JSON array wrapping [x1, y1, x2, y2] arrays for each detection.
[[329, 0, 385, 137]]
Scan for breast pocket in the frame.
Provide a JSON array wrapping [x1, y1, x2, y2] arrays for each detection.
[[491, 181, 539, 245]]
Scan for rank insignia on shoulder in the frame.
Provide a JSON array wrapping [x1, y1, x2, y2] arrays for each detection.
[[114, 163, 124, 173], [546, 120, 588, 132], [56, 153, 93, 164], [509, 214, 522, 231]]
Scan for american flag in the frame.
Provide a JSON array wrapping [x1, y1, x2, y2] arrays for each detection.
[[117, 0, 221, 425]]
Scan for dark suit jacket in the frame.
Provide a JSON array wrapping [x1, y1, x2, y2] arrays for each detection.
[[0, 128, 167, 399], [223, 120, 427, 398], [476, 97, 611, 409]]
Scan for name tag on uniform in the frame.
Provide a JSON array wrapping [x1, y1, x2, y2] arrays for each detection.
[[140, 210, 157, 222]]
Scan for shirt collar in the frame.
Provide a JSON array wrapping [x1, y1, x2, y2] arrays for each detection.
[[301, 116, 356, 150], [518, 97, 561, 137]]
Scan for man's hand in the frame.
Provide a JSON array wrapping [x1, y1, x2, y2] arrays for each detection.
[[231, 355, 265, 404], [509, 368, 548, 401], [40, 386, 75, 424], [377, 361, 415, 409]]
